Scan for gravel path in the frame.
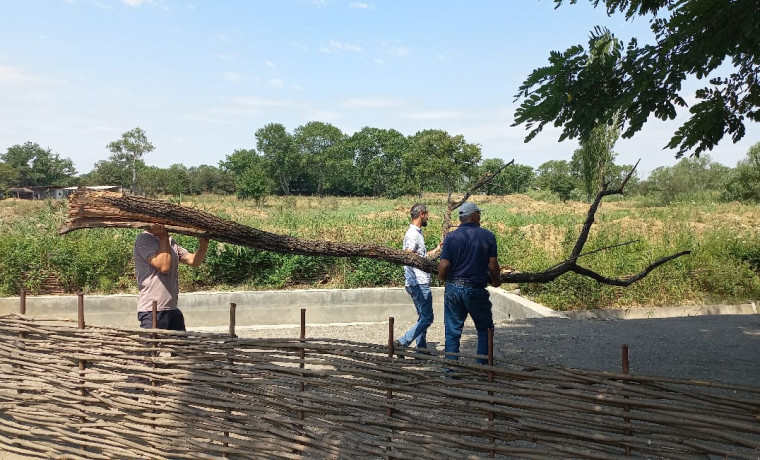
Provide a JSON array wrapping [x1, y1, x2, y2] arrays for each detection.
[[232, 313, 760, 387]]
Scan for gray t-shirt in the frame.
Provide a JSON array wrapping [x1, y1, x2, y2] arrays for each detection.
[[134, 232, 189, 312]]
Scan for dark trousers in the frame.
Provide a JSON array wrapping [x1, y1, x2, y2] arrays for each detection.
[[137, 309, 186, 331]]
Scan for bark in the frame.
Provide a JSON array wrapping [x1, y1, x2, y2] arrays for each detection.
[[59, 160, 690, 286]]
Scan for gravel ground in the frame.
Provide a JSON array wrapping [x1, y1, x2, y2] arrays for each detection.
[[231, 313, 760, 387]]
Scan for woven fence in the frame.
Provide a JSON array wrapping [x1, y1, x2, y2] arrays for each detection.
[[1, 313, 759, 459]]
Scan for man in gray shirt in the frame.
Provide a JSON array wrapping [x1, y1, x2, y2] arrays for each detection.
[[133, 223, 209, 330]]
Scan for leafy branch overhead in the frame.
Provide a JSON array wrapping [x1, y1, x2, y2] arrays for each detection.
[[59, 162, 689, 287], [513, 0, 760, 157]]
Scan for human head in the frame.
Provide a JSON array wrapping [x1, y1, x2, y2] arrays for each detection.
[[410, 203, 429, 227], [458, 202, 481, 223]]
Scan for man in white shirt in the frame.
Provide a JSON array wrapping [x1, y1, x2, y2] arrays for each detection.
[[396, 203, 442, 354]]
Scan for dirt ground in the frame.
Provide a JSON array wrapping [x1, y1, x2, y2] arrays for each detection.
[[235, 313, 760, 388]]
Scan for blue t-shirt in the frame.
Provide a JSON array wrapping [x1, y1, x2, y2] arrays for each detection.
[[440, 222, 498, 287]]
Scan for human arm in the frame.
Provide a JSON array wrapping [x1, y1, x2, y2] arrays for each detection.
[[180, 238, 209, 267], [437, 259, 450, 283], [427, 241, 443, 259], [488, 257, 501, 288], [147, 224, 172, 274]]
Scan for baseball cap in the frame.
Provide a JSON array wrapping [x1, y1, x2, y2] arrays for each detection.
[[458, 202, 482, 217]]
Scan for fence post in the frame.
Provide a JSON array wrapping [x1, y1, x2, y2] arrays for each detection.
[[223, 302, 236, 458], [622, 344, 631, 456], [77, 292, 88, 452], [19, 288, 26, 315], [488, 327, 495, 458]]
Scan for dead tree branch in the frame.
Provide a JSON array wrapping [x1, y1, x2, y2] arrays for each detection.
[[59, 159, 689, 287]]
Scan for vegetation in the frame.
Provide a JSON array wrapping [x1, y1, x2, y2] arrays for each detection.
[[514, 0, 760, 157], [2, 191, 759, 311]]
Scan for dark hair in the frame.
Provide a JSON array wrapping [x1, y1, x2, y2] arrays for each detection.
[[410, 203, 427, 220]]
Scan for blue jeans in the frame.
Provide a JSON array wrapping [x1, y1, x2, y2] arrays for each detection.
[[399, 284, 434, 348], [444, 283, 493, 364]]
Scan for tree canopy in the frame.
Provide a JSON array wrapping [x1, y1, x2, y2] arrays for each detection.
[[513, 0, 760, 158]]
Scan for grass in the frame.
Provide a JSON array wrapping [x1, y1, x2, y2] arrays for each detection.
[[1, 193, 759, 311]]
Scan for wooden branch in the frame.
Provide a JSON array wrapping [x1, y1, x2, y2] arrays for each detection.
[[441, 159, 515, 236], [498, 160, 691, 284], [59, 158, 689, 288]]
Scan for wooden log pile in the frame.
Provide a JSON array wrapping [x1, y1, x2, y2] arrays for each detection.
[[1, 314, 758, 459]]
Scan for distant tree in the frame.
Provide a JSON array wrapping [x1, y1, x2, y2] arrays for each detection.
[[255, 123, 299, 196], [0, 163, 19, 193], [1, 142, 77, 187], [725, 142, 760, 203], [293, 122, 346, 196], [405, 129, 481, 199], [348, 127, 408, 197], [514, 1, 760, 158], [479, 159, 534, 195], [235, 164, 273, 204], [107, 127, 154, 194], [187, 165, 234, 195], [534, 159, 578, 198], [639, 155, 731, 204], [81, 158, 144, 189], [220, 148, 273, 200]]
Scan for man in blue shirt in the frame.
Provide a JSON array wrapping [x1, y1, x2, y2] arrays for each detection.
[[396, 203, 442, 354], [437, 202, 501, 364]]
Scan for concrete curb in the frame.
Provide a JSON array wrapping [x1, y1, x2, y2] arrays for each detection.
[[0, 287, 562, 328]]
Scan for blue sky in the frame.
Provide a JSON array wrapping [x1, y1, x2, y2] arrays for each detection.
[[1, 0, 757, 178]]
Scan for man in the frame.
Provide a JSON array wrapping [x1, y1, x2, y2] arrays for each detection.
[[133, 223, 209, 330], [437, 202, 501, 364], [396, 203, 442, 353]]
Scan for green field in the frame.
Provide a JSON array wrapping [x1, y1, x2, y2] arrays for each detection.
[[2, 192, 759, 311]]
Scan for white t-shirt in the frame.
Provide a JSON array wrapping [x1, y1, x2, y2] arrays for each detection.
[[402, 224, 430, 286]]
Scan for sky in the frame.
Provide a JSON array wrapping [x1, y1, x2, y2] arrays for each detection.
[[1, 0, 758, 179]]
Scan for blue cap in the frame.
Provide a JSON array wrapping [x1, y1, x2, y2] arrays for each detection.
[[458, 202, 481, 217]]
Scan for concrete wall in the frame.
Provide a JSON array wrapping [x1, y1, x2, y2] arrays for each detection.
[[0, 287, 560, 328]]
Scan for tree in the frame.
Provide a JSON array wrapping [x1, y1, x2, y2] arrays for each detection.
[[513, 1, 760, 158], [187, 165, 234, 195], [220, 148, 272, 201], [293, 122, 346, 196], [0, 163, 19, 193], [725, 142, 760, 202], [107, 127, 155, 194], [255, 123, 299, 196], [534, 159, 578, 200], [1, 142, 77, 187], [638, 154, 731, 204], [80, 158, 143, 189], [479, 159, 534, 195], [348, 127, 408, 197], [405, 130, 481, 199]]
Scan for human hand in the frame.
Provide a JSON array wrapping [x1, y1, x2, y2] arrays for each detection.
[[148, 223, 168, 238]]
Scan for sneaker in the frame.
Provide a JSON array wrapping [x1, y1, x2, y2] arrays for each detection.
[[393, 339, 405, 359]]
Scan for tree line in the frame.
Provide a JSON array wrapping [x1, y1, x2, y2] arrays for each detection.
[[1, 123, 759, 205]]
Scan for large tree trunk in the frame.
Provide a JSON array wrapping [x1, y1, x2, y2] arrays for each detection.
[[60, 190, 439, 274]]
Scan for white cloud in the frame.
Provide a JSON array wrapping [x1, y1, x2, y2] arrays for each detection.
[[0, 65, 45, 84], [122, 0, 147, 6], [320, 40, 363, 53], [265, 61, 276, 69], [349, 2, 374, 9], [341, 97, 403, 109], [379, 40, 411, 57], [268, 78, 284, 87], [223, 72, 243, 82], [234, 97, 304, 109], [402, 110, 462, 120]]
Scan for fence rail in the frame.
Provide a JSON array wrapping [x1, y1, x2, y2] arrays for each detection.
[[1, 310, 759, 459]]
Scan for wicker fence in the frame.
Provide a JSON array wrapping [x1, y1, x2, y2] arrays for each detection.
[[1, 312, 759, 459]]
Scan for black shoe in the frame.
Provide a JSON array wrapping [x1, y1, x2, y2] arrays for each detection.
[[393, 340, 405, 359]]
